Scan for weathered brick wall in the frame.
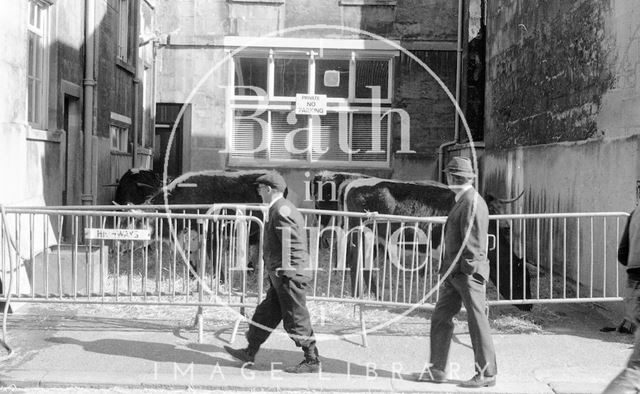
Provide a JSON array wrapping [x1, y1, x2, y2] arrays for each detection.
[[485, 0, 616, 149], [285, 0, 457, 40], [55, 1, 85, 129], [484, 0, 640, 210], [97, 0, 118, 139], [394, 51, 457, 154]]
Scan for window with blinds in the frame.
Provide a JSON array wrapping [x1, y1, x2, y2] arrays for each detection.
[[27, 0, 49, 128], [229, 49, 395, 167]]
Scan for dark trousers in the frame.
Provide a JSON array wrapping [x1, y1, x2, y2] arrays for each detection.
[[603, 278, 640, 393], [246, 272, 316, 350], [430, 273, 497, 376]]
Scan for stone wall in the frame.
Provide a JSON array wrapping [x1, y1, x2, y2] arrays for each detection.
[[484, 0, 640, 304], [485, 0, 640, 211], [485, 0, 616, 149]]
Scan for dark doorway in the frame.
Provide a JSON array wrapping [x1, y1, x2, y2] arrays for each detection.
[[62, 95, 82, 241], [154, 103, 190, 178], [63, 95, 82, 206]]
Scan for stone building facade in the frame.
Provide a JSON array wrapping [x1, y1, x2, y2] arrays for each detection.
[[0, 0, 157, 208], [154, 0, 473, 205]]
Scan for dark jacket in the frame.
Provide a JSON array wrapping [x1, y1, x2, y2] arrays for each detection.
[[619, 207, 640, 270], [441, 187, 490, 281], [263, 197, 311, 281]]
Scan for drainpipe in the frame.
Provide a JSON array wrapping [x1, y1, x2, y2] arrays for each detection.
[[437, 0, 465, 183], [151, 40, 160, 168], [132, 0, 141, 168], [82, 0, 96, 205]]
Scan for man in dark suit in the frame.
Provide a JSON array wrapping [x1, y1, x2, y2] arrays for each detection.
[[418, 157, 497, 388], [224, 172, 320, 374]]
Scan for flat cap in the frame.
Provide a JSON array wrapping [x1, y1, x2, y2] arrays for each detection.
[[255, 171, 287, 192]]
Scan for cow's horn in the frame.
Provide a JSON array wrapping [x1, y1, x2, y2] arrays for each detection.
[[136, 182, 155, 189], [498, 189, 525, 204]]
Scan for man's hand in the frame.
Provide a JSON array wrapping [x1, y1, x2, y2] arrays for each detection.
[[461, 259, 479, 275]]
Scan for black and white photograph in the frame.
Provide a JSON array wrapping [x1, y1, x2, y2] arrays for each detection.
[[0, 0, 639, 393]]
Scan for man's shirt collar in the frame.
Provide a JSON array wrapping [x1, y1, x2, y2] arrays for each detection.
[[453, 184, 472, 202], [267, 195, 284, 210]]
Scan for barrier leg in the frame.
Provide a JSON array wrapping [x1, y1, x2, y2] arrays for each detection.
[[192, 306, 202, 328], [196, 306, 204, 344], [230, 313, 244, 344], [360, 305, 368, 348]]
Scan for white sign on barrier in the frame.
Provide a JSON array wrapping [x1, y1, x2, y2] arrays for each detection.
[[295, 94, 327, 115], [85, 228, 152, 241]]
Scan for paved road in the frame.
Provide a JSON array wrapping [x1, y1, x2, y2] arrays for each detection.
[[0, 302, 632, 393]]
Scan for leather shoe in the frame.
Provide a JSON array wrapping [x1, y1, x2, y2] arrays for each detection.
[[416, 368, 447, 383], [285, 358, 320, 373], [459, 374, 496, 388], [223, 345, 255, 365]]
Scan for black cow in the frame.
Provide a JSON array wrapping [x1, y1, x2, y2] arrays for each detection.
[[485, 193, 533, 311], [114, 168, 164, 205], [341, 177, 454, 297], [310, 171, 370, 251], [311, 171, 370, 222], [110, 169, 166, 255], [144, 170, 275, 279]]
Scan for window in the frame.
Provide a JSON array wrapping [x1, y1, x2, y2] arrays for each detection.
[[110, 125, 129, 152], [226, 40, 397, 167], [234, 57, 268, 96], [27, 0, 50, 128], [273, 58, 308, 98], [117, 0, 129, 61], [355, 60, 389, 100], [315, 59, 349, 98]]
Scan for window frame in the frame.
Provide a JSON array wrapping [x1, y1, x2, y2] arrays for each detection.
[[110, 112, 132, 153], [225, 40, 398, 168], [27, 0, 52, 130], [117, 0, 130, 62], [110, 124, 130, 153]]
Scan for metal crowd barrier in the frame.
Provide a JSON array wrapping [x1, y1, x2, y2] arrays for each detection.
[[0, 205, 265, 343], [0, 205, 629, 348], [487, 212, 628, 306]]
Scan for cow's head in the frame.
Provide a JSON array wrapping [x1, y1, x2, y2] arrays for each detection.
[[311, 171, 370, 228]]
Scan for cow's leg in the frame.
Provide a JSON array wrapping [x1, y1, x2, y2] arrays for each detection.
[[513, 257, 533, 311], [247, 244, 259, 273], [363, 243, 379, 298], [490, 231, 533, 311], [346, 234, 378, 298], [346, 237, 360, 297]]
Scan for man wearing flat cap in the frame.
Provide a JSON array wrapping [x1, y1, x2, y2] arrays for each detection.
[[225, 171, 319, 373], [418, 157, 497, 388]]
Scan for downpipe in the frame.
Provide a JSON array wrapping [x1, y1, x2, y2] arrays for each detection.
[[437, 0, 465, 183], [82, 0, 96, 205]]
